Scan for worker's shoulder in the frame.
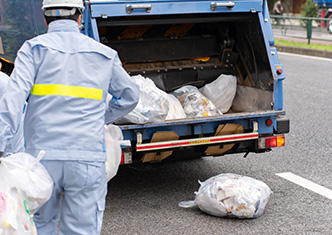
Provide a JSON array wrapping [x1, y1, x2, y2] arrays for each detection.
[[81, 34, 117, 59], [26, 33, 117, 60]]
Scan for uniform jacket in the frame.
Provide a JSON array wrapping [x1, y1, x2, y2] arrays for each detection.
[[0, 20, 139, 161]]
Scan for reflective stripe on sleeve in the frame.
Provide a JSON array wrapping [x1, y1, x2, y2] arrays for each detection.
[[31, 84, 103, 100]]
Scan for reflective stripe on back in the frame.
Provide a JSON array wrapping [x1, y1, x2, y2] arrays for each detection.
[[31, 84, 103, 100]]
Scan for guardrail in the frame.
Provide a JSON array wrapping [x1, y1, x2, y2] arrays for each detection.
[[270, 15, 332, 44]]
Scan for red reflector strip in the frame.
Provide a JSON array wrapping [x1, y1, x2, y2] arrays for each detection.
[[136, 133, 259, 152]]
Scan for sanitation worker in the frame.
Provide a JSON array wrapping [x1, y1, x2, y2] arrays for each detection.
[[0, 0, 140, 234], [0, 70, 24, 155]]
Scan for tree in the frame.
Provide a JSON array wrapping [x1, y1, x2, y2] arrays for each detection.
[[1, 0, 42, 61], [301, 0, 317, 18]]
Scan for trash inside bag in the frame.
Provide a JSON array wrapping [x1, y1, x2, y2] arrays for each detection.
[[0, 155, 39, 234], [165, 94, 186, 120], [0, 151, 53, 214], [116, 75, 169, 124], [172, 85, 221, 118], [199, 74, 237, 114], [104, 124, 131, 181], [179, 173, 272, 219]]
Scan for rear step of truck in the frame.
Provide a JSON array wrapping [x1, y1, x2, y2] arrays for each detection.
[[119, 110, 285, 131], [117, 110, 288, 163]]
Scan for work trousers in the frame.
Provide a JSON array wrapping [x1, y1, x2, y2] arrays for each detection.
[[34, 160, 107, 235]]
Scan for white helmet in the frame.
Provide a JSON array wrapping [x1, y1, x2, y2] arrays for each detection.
[[42, 0, 84, 11]]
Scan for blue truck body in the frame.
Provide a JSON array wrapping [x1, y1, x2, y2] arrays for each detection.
[[314, 0, 332, 33], [82, 0, 289, 164], [313, 0, 332, 8]]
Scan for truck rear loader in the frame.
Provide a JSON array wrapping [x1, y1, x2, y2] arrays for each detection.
[[82, 0, 290, 164]]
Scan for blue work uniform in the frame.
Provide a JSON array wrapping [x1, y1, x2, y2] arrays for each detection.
[[0, 20, 139, 235], [0, 71, 25, 155]]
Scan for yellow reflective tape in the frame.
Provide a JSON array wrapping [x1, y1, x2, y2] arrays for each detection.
[[31, 84, 103, 100], [0, 57, 11, 63], [189, 139, 210, 145]]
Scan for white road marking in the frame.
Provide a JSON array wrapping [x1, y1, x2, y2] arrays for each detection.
[[278, 52, 332, 62], [276, 172, 332, 200]]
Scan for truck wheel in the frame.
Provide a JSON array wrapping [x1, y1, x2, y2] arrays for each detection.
[[327, 20, 332, 34], [327, 14, 332, 34], [328, 21, 332, 34]]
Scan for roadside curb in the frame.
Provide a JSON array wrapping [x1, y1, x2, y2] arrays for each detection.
[[274, 45, 332, 59]]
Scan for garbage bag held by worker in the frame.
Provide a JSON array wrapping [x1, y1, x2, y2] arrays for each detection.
[[179, 173, 272, 219], [199, 74, 237, 113], [0, 151, 53, 214], [116, 75, 170, 124], [172, 85, 221, 118], [0, 156, 38, 234], [104, 124, 131, 181]]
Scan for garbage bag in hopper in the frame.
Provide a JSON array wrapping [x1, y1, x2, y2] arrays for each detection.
[[116, 75, 169, 124], [199, 74, 237, 114], [0, 151, 53, 214], [165, 94, 186, 120], [172, 85, 221, 118], [104, 124, 131, 181], [179, 173, 272, 219]]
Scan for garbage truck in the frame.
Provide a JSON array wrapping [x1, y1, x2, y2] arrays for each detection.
[[313, 0, 332, 33], [82, 0, 289, 164]]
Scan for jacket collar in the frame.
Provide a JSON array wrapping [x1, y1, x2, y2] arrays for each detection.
[[48, 20, 80, 33]]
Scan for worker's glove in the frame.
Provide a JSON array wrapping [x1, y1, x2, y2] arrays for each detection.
[[0, 151, 3, 158]]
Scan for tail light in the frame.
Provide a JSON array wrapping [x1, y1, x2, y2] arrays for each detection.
[[258, 135, 285, 149], [120, 152, 124, 164]]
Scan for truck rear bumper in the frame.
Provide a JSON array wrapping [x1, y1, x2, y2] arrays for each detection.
[[137, 131, 259, 152], [118, 111, 288, 163]]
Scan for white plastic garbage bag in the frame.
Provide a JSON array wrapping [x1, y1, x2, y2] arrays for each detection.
[[104, 124, 131, 181], [199, 74, 237, 113], [165, 94, 186, 120], [179, 173, 272, 219], [0, 152, 51, 234], [172, 85, 221, 118], [0, 178, 37, 235], [0, 151, 53, 214], [116, 75, 169, 124]]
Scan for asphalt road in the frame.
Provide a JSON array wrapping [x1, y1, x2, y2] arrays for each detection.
[[101, 53, 332, 235]]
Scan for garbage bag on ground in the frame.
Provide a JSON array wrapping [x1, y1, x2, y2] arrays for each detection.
[[116, 75, 169, 124], [104, 124, 131, 181], [179, 173, 272, 219], [172, 85, 221, 118], [165, 94, 186, 120], [0, 151, 53, 214], [199, 74, 237, 113]]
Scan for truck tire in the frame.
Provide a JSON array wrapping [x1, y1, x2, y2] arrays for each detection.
[[326, 13, 332, 34], [328, 20, 332, 34]]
